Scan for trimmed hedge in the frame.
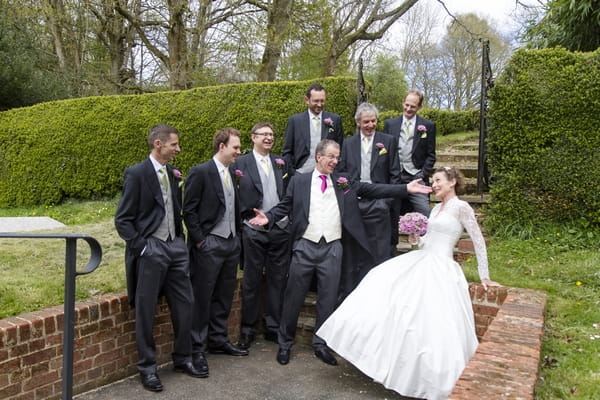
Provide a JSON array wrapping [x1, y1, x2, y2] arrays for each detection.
[[486, 47, 600, 229], [378, 109, 479, 135], [0, 77, 357, 206]]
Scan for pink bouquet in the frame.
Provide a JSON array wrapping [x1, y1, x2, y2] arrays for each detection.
[[398, 212, 428, 236]]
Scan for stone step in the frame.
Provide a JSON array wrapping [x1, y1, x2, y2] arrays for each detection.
[[447, 141, 479, 151], [436, 151, 479, 163], [433, 162, 479, 178], [431, 193, 490, 204]]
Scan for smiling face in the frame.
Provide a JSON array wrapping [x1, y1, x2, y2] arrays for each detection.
[[431, 171, 456, 201], [304, 89, 326, 116], [252, 126, 274, 156], [218, 135, 241, 166], [402, 93, 422, 120], [356, 113, 377, 137], [315, 143, 340, 175]]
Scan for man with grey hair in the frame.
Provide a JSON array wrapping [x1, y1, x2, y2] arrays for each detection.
[[337, 102, 400, 291], [249, 139, 431, 367]]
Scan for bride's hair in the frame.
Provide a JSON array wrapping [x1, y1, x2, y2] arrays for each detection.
[[434, 166, 466, 195]]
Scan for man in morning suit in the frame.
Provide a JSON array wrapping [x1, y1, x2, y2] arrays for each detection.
[[249, 139, 432, 366], [384, 90, 436, 250], [233, 122, 291, 349], [337, 102, 401, 291], [115, 124, 204, 392], [282, 83, 343, 174], [183, 127, 248, 377]]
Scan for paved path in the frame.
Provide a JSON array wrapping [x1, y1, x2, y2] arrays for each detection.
[[0, 217, 65, 232], [74, 341, 408, 400]]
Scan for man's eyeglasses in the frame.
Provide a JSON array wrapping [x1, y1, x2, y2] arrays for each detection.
[[254, 132, 274, 137], [322, 154, 341, 162]]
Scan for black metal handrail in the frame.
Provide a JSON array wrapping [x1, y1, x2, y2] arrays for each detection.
[[0, 233, 102, 400]]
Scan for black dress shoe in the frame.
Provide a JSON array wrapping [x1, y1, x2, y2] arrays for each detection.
[[192, 353, 209, 376], [140, 372, 163, 392], [276, 348, 290, 365], [237, 333, 254, 349], [263, 331, 278, 343], [208, 341, 249, 356], [174, 361, 208, 378], [314, 347, 338, 366]]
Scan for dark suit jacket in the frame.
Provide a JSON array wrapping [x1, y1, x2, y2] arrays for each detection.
[[265, 172, 409, 260], [232, 152, 290, 221], [114, 158, 184, 306], [337, 131, 401, 184], [282, 111, 343, 171], [183, 159, 241, 247], [383, 115, 436, 180]]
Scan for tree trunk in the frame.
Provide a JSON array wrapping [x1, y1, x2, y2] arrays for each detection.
[[256, 0, 293, 81]]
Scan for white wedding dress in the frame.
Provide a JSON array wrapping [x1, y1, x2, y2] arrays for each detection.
[[316, 196, 490, 400]]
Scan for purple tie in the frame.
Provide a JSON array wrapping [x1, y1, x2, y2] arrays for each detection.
[[319, 175, 327, 193]]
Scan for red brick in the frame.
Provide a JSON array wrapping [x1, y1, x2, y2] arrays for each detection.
[[22, 370, 59, 391], [17, 321, 31, 342], [28, 338, 47, 353], [473, 304, 500, 317], [12, 391, 35, 400], [0, 383, 22, 398], [22, 348, 56, 367], [83, 344, 100, 359], [45, 333, 62, 346], [44, 317, 56, 335], [34, 383, 56, 399], [9, 343, 28, 358], [73, 358, 93, 374], [0, 358, 21, 374]]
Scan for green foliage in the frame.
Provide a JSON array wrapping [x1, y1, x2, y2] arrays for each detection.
[[486, 47, 600, 230], [364, 54, 407, 111], [0, 6, 71, 110], [522, 0, 600, 52], [378, 109, 479, 136], [462, 234, 600, 398], [0, 77, 357, 207]]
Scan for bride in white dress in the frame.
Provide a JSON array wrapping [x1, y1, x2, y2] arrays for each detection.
[[316, 166, 500, 400]]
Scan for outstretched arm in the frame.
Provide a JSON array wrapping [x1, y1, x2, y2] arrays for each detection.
[[407, 179, 433, 194]]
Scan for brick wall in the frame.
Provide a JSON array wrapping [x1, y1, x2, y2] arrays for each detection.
[[0, 280, 242, 400], [0, 280, 544, 400]]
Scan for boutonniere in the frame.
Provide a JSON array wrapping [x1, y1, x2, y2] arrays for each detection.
[[275, 158, 285, 169], [336, 177, 349, 191], [417, 124, 427, 138], [324, 117, 334, 133], [173, 168, 184, 187], [234, 169, 244, 181], [375, 142, 387, 155]]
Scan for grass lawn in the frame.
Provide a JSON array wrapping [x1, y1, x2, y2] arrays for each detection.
[[1, 130, 598, 398]]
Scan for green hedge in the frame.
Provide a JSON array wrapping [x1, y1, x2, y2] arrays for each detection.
[[377, 109, 479, 135], [486, 47, 600, 229], [0, 77, 357, 206]]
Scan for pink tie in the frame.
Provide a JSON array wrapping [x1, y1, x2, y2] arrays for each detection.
[[319, 175, 327, 193]]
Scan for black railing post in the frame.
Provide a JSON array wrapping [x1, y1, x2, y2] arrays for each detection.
[[0, 233, 102, 400], [62, 237, 77, 400]]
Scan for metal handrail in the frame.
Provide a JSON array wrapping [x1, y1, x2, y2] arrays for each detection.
[[0, 233, 102, 400]]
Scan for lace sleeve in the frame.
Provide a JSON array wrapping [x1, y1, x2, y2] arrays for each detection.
[[458, 201, 489, 280]]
